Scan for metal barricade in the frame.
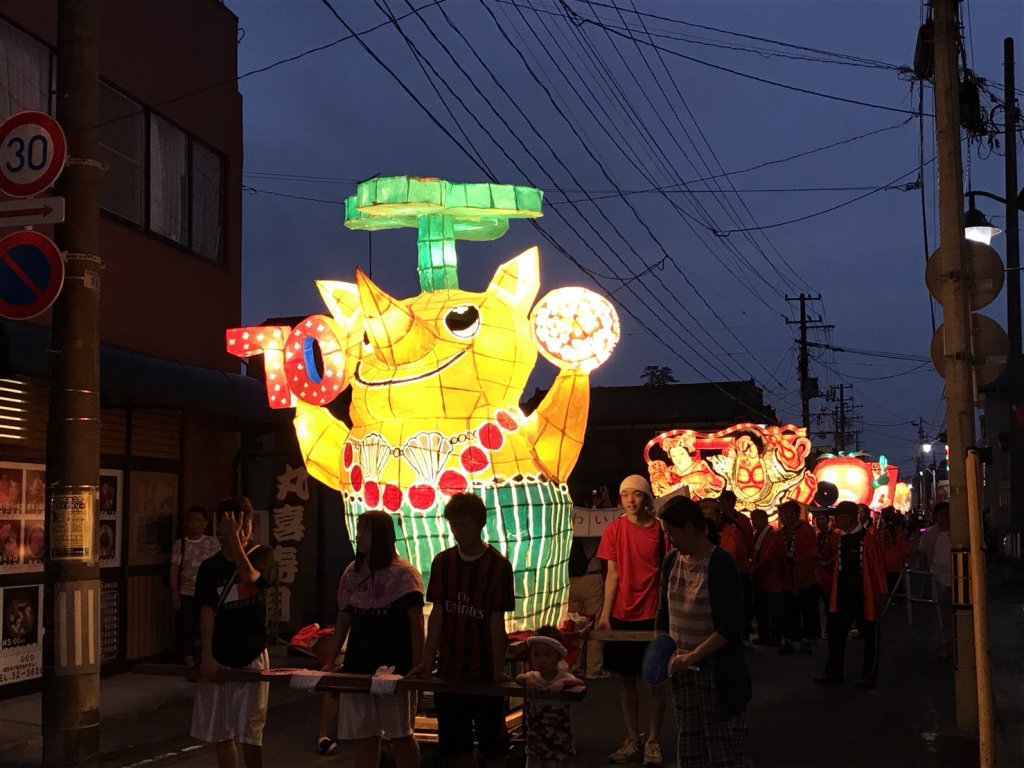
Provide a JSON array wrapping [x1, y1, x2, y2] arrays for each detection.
[[886, 567, 940, 628]]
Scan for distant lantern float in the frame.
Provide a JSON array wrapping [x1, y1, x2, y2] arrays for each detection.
[[227, 176, 620, 629], [644, 423, 816, 516], [812, 452, 899, 509]]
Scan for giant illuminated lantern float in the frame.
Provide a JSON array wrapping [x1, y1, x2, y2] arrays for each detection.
[[812, 453, 899, 509], [228, 177, 619, 629], [644, 423, 816, 511]]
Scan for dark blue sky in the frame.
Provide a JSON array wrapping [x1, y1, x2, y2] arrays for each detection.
[[228, 0, 1023, 470]]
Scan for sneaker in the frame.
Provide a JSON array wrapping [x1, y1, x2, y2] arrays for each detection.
[[609, 738, 641, 763], [587, 669, 613, 680], [778, 640, 794, 655], [317, 737, 337, 756], [643, 739, 663, 766]]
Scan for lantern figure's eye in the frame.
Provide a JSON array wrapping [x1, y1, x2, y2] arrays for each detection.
[[444, 305, 481, 339], [362, 331, 372, 351]]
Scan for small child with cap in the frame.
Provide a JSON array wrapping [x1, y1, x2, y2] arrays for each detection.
[[516, 626, 585, 767]]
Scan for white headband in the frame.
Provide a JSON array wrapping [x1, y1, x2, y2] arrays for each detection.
[[526, 635, 567, 658]]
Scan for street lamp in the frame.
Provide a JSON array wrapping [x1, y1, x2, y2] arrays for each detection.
[[964, 178, 1023, 538], [964, 193, 1002, 245]]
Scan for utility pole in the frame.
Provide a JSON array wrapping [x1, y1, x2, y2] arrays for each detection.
[[1004, 37, 1023, 537], [824, 384, 860, 452], [43, 1, 102, 766], [786, 293, 830, 432], [932, 0, 982, 735]]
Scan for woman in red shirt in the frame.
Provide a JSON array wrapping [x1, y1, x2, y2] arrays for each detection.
[[597, 475, 668, 766]]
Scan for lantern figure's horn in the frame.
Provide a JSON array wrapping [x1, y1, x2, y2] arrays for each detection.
[[355, 268, 432, 367]]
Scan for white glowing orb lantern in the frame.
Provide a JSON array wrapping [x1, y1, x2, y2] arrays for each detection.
[[530, 288, 620, 372]]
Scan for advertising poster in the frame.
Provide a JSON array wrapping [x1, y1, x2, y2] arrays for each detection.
[[0, 584, 42, 685], [0, 462, 42, 575], [99, 470, 123, 568], [0, 463, 121, 571], [128, 471, 177, 566]]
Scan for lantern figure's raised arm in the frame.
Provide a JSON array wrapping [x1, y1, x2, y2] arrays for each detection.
[[228, 177, 619, 629]]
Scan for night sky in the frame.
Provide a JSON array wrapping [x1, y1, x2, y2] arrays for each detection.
[[227, 0, 1023, 471]]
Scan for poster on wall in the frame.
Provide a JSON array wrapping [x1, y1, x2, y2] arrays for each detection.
[[0, 584, 42, 685], [99, 471, 123, 568], [128, 471, 177, 566], [0, 462, 43, 575], [0, 463, 123, 572]]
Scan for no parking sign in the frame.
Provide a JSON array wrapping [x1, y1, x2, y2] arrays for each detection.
[[0, 230, 65, 319]]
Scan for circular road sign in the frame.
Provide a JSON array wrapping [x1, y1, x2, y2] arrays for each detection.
[[930, 313, 1009, 387], [0, 230, 66, 320], [0, 111, 68, 198], [925, 239, 1005, 311]]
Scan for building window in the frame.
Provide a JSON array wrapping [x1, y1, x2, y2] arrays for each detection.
[[191, 141, 223, 261], [0, 18, 52, 115], [99, 83, 144, 225], [149, 114, 224, 262], [149, 113, 189, 246]]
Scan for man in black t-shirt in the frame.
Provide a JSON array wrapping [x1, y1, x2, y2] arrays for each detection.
[[411, 493, 516, 767], [189, 497, 275, 768]]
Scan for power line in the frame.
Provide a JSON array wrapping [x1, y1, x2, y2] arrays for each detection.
[[574, 0, 904, 71], [586, 16, 930, 117], [315, 0, 779, 421], [715, 162, 930, 234], [513, 2, 788, 306]]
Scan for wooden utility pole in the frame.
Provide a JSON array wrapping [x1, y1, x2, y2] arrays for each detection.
[[43, 1, 102, 765], [785, 293, 828, 432], [1004, 37, 1023, 537], [932, 0, 980, 733]]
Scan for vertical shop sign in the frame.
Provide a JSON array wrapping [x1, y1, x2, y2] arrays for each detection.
[[270, 463, 311, 628]]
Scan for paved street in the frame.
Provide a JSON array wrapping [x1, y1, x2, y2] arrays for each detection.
[[1, 568, 1021, 768]]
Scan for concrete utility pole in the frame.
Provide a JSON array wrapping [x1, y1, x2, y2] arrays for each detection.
[[1003, 37, 1023, 537], [785, 293, 829, 432], [43, 1, 102, 765], [932, 0, 980, 733]]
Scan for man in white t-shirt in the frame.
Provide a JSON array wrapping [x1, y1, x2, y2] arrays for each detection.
[[917, 502, 951, 659], [170, 505, 222, 664]]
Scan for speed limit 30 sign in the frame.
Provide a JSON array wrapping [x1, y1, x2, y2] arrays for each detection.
[[0, 111, 68, 198]]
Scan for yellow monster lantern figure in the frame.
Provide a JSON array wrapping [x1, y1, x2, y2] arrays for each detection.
[[645, 423, 816, 512], [228, 177, 620, 629]]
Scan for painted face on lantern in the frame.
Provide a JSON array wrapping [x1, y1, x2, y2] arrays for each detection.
[[348, 272, 537, 423]]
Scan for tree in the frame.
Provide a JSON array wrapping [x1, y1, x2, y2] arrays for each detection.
[[642, 365, 678, 386]]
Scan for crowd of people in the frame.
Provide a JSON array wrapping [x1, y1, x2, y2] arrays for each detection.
[[171, 481, 951, 768]]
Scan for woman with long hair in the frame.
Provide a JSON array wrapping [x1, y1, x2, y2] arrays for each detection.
[[656, 496, 753, 768], [316, 510, 424, 767]]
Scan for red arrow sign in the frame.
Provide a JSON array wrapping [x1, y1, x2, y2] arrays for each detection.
[[0, 204, 53, 219], [0, 196, 66, 228]]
